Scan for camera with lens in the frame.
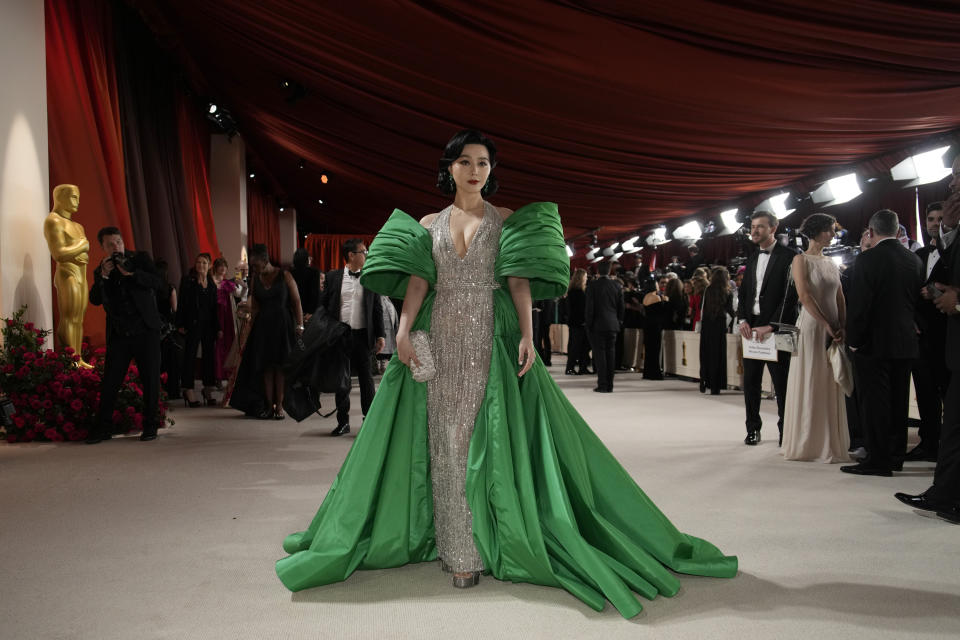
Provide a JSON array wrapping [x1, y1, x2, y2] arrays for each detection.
[[111, 252, 136, 273]]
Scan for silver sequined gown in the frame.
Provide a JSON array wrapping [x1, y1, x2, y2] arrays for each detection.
[[427, 202, 503, 573]]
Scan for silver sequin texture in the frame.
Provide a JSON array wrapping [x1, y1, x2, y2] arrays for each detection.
[[427, 202, 502, 573]]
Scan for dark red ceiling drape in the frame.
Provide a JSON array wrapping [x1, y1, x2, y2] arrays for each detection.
[[175, 92, 220, 259], [130, 0, 960, 240]]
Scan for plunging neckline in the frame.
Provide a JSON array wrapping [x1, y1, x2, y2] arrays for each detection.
[[448, 203, 487, 260]]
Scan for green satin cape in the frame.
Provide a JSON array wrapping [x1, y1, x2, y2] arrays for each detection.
[[275, 202, 737, 618]]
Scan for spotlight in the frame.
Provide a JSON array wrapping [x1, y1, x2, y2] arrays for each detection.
[[279, 207, 285, 212], [755, 193, 794, 219], [811, 173, 861, 206], [207, 103, 218, 114], [317, 199, 324, 204], [298, 158, 306, 170], [646, 227, 668, 246], [621, 235, 641, 253], [280, 79, 307, 104], [585, 246, 599, 261], [891, 146, 951, 186], [320, 173, 329, 184], [672, 221, 702, 241], [602, 241, 620, 257], [248, 172, 255, 179], [566, 244, 574, 257], [720, 208, 741, 234]]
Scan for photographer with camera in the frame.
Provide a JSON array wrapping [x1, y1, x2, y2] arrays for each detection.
[[87, 227, 162, 444]]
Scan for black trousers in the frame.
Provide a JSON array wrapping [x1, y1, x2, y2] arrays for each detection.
[[912, 344, 949, 451], [535, 319, 552, 365], [565, 325, 590, 372], [335, 328, 376, 425], [94, 328, 161, 438], [742, 349, 791, 436], [181, 328, 216, 389], [853, 354, 912, 470], [591, 330, 618, 391], [930, 372, 960, 506]]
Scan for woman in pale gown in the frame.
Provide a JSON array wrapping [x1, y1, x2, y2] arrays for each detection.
[[782, 213, 850, 462]]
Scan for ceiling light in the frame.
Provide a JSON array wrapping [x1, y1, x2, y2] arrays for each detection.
[[811, 173, 861, 206], [565, 244, 574, 257], [585, 247, 598, 261], [756, 193, 795, 219], [207, 103, 218, 114], [646, 227, 668, 246], [720, 208, 741, 233], [279, 207, 285, 212], [317, 199, 324, 204], [320, 174, 329, 184], [298, 158, 306, 170], [890, 146, 951, 186], [621, 235, 641, 253], [673, 220, 702, 241], [248, 172, 255, 179]]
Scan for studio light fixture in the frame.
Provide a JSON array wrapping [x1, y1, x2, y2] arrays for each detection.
[[317, 199, 324, 204], [602, 241, 619, 257], [646, 226, 668, 246], [621, 235, 641, 253], [585, 246, 599, 261], [248, 172, 255, 179], [672, 220, 702, 241], [811, 173, 862, 206], [720, 208, 741, 234], [207, 103, 218, 114], [566, 244, 574, 258], [755, 192, 795, 219], [890, 146, 951, 186]]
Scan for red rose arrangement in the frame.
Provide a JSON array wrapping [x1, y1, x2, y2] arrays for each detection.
[[1, 306, 171, 443]]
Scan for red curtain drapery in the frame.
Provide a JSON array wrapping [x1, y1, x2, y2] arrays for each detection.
[[247, 182, 282, 263], [46, 0, 133, 348], [304, 234, 376, 273], [132, 0, 960, 239], [175, 92, 220, 259]]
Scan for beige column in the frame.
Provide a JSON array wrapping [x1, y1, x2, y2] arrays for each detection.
[[278, 208, 298, 267], [210, 134, 247, 269], [0, 0, 53, 345]]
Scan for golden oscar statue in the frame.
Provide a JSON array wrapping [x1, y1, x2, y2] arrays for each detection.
[[43, 184, 93, 368]]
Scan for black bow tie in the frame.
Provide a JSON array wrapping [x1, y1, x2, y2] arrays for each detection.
[[758, 249, 771, 255], [348, 270, 361, 278]]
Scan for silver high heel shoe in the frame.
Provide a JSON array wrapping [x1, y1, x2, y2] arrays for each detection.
[[452, 571, 481, 588], [440, 560, 453, 573]]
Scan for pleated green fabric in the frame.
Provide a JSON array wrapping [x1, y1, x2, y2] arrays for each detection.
[[276, 203, 737, 618]]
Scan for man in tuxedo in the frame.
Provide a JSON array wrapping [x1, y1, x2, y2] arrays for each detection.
[[736, 211, 798, 446], [585, 261, 624, 393], [906, 201, 948, 462], [318, 239, 385, 436], [87, 227, 162, 444], [896, 172, 960, 522], [842, 209, 924, 476]]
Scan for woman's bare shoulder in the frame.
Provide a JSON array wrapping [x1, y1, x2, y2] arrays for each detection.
[[419, 212, 441, 228], [495, 206, 514, 220]]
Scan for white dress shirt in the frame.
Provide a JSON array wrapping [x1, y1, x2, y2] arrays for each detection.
[[339, 266, 366, 329], [751, 241, 776, 316], [925, 247, 940, 281]]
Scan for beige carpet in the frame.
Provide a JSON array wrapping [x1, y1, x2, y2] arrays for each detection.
[[2, 368, 958, 640]]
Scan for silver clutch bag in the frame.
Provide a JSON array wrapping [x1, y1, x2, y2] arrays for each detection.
[[408, 330, 436, 382]]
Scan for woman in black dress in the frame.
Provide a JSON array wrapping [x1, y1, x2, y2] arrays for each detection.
[[699, 267, 734, 394], [177, 253, 220, 406], [642, 276, 685, 379], [229, 244, 304, 419], [564, 268, 590, 375]]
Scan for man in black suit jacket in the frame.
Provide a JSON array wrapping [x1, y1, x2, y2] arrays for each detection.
[[907, 201, 949, 461], [842, 210, 924, 476], [897, 181, 960, 522], [736, 211, 798, 446], [87, 227, 162, 444], [585, 261, 624, 392], [317, 239, 385, 436]]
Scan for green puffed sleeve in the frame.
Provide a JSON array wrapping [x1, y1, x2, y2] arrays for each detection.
[[495, 202, 570, 300], [360, 209, 436, 298]]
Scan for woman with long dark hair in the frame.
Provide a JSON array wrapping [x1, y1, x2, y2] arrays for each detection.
[[564, 268, 590, 375], [699, 267, 733, 394], [177, 253, 219, 406], [276, 130, 735, 617]]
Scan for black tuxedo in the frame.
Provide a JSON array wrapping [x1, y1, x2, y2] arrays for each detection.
[[736, 243, 799, 438], [912, 244, 950, 452], [318, 267, 386, 425], [846, 238, 924, 470], [585, 276, 624, 391], [88, 250, 162, 439], [929, 237, 960, 506]]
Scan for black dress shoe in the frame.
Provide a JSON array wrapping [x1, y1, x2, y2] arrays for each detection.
[[744, 431, 760, 446], [565, 369, 578, 375], [85, 434, 103, 445], [903, 445, 939, 463], [331, 423, 350, 436], [894, 491, 943, 512], [139, 432, 158, 442], [699, 381, 706, 393], [592, 387, 612, 393], [840, 463, 892, 477], [936, 505, 960, 524]]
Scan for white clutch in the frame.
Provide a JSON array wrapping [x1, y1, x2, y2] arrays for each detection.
[[408, 330, 436, 382]]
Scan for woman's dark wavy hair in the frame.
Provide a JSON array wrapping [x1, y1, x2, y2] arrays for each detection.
[[437, 129, 499, 196], [799, 213, 836, 239]]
